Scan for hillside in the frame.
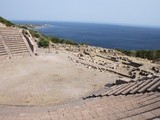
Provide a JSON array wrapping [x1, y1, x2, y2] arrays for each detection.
[[0, 16, 15, 26]]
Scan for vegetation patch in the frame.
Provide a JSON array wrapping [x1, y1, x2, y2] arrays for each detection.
[[0, 16, 15, 26], [50, 37, 77, 45], [29, 30, 42, 38], [29, 29, 78, 48], [18, 25, 28, 30], [38, 38, 49, 48], [116, 49, 160, 61]]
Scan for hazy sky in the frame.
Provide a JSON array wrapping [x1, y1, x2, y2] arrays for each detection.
[[0, 0, 160, 27]]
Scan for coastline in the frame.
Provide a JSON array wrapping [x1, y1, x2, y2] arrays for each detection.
[[31, 22, 160, 50]]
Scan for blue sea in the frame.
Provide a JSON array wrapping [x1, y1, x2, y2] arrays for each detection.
[[14, 21, 160, 50]]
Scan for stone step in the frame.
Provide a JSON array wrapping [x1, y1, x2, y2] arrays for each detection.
[[6, 42, 26, 45], [6, 43, 21, 46], [138, 78, 160, 93], [2, 36, 21, 38], [147, 79, 160, 92], [0, 49, 7, 52], [100, 85, 118, 96], [114, 82, 137, 95], [4, 39, 24, 42], [0, 47, 5, 49], [9, 45, 28, 48], [10, 48, 29, 52], [12, 52, 30, 56], [11, 50, 29, 53], [7, 46, 27, 49], [0, 52, 7, 55], [11, 51, 28, 54], [134, 93, 159, 103], [107, 84, 127, 95], [130, 79, 152, 94], [6, 43, 26, 46], [121, 81, 143, 95]]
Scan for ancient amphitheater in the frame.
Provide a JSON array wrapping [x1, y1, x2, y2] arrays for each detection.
[[0, 24, 160, 120]]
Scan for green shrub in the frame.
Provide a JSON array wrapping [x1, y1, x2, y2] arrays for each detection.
[[62, 39, 78, 45], [19, 25, 28, 29], [50, 37, 77, 45], [116, 49, 132, 56], [29, 30, 41, 38], [50, 37, 62, 43], [38, 38, 49, 48], [80, 43, 87, 45]]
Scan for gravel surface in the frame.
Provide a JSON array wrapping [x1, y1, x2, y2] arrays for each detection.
[[0, 51, 118, 106]]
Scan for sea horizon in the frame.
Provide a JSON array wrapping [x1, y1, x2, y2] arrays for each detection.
[[13, 21, 160, 50], [12, 20, 160, 29]]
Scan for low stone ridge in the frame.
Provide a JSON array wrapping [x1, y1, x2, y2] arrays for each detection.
[[84, 76, 160, 99]]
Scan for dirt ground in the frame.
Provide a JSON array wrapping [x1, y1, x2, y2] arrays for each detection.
[[0, 51, 118, 106]]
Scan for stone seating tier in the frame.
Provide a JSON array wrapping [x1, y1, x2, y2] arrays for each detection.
[[0, 27, 32, 58]]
